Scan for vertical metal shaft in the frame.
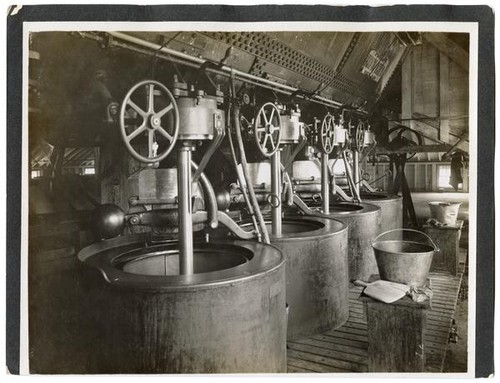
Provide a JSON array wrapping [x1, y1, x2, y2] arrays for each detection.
[[321, 152, 330, 214], [271, 149, 282, 236], [353, 150, 360, 197], [178, 146, 194, 275]]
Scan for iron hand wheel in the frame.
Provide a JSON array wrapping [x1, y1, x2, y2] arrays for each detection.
[[354, 120, 366, 152], [320, 113, 335, 154], [120, 80, 179, 163], [253, 102, 282, 157]]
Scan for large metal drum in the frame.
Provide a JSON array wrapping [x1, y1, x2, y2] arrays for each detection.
[[289, 202, 381, 282], [78, 234, 287, 373], [244, 217, 348, 340], [360, 192, 403, 232]]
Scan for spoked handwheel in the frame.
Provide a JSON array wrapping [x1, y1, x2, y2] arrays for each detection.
[[354, 120, 366, 152], [119, 80, 179, 163], [320, 113, 335, 154], [253, 102, 282, 157]]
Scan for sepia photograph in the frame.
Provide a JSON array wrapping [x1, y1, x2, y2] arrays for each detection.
[[5, 4, 494, 378]]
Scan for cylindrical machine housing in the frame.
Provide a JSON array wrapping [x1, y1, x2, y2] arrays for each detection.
[[243, 216, 349, 340], [176, 96, 224, 140], [280, 113, 302, 144], [360, 192, 403, 232], [77, 235, 287, 373], [288, 202, 382, 282]]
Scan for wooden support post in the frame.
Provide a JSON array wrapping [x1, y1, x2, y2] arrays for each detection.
[[401, 169, 417, 227], [401, 50, 413, 130], [439, 53, 450, 143], [361, 287, 431, 372]]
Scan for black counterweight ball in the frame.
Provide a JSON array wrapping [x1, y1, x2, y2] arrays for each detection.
[[92, 204, 126, 239]]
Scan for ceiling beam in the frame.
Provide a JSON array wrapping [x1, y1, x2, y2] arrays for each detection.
[[376, 144, 452, 154], [422, 32, 469, 73], [409, 120, 469, 153]]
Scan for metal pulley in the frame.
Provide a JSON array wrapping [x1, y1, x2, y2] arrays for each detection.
[[253, 102, 282, 157], [120, 80, 180, 163]]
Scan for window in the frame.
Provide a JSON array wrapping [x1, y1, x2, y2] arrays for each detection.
[[84, 167, 95, 175], [437, 165, 450, 188], [31, 170, 42, 179], [437, 165, 463, 190]]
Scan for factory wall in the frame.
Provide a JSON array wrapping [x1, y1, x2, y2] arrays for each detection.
[[402, 42, 469, 146], [362, 161, 469, 193], [363, 39, 469, 195]]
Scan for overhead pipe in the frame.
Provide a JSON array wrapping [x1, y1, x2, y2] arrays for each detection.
[[105, 32, 345, 110]]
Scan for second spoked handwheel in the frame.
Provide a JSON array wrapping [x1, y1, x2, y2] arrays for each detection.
[[253, 102, 282, 157], [320, 113, 335, 154], [119, 80, 179, 163]]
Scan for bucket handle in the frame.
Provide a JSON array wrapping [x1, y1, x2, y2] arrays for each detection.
[[373, 228, 439, 252]]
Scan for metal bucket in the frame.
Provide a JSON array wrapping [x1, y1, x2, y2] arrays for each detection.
[[428, 201, 462, 225], [372, 229, 439, 287]]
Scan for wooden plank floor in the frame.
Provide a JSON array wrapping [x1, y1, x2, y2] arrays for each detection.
[[287, 271, 464, 373]]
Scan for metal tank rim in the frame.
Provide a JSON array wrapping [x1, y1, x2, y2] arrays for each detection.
[[77, 234, 284, 292], [308, 201, 381, 218], [320, 202, 380, 217], [241, 216, 348, 242], [360, 192, 403, 204]]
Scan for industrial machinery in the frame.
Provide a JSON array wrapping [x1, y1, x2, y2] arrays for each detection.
[[35, 30, 406, 372], [26, 28, 472, 375], [280, 111, 382, 282], [315, 113, 403, 233], [77, 78, 288, 373], [211, 85, 349, 339]]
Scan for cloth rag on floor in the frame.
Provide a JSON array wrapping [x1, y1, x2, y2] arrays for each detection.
[[426, 218, 447, 227], [407, 285, 433, 302]]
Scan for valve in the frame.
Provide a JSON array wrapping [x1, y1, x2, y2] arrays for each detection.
[[119, 80, 179, 163], [320, 113, 335, 154], [355, 120, 366, 152], [253, 102, 282, 157]]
